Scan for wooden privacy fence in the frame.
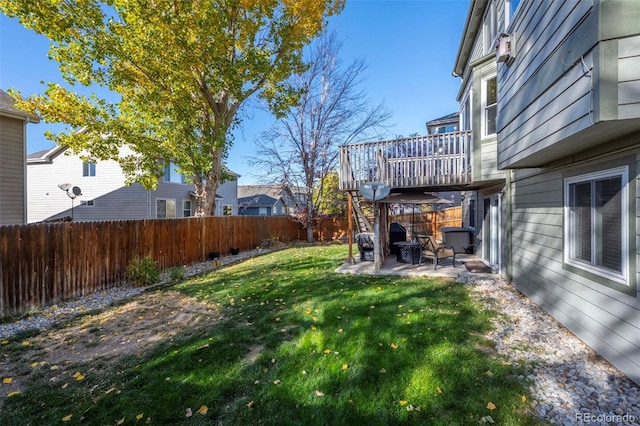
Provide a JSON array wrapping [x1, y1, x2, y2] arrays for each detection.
[[0, 216, 347, 318], [391, 207, 462, 240]]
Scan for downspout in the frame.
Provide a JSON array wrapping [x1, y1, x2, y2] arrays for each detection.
[[22, 121, 28, 223]]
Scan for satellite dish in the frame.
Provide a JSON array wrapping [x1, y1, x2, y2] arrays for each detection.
[[72, 186, 82, 196], [359, 182, 391, 201], [58, 183, 72, 191]]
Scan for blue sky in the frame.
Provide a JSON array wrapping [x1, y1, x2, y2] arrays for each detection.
[[0, 0, 470, 184]]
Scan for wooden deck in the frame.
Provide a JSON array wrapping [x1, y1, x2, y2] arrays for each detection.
[[339, 131, 473, 191]]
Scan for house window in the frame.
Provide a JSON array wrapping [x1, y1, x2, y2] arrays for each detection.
[[483, 1, 497, 54], [182, 200, 192, 217], [259, 207, 268, 216], [82, 162, 96, 177], [222, 205, 232, 216], [163, 162, 185, 184], [564, 167, 628, 285], [461, 93, 472, 131], [80, 200, 94, 207], [157, 199, 176, 219], [483, 76, 497, 137]]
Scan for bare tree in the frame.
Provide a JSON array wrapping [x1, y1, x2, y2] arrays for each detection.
[[251, 31, 391, 242]]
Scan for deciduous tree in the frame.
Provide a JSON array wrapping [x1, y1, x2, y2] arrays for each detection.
[[251, 31, 390, 241], [1, 0, 344, 215]]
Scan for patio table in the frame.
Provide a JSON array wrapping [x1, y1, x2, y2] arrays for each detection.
[[393, 241, 422, 264]]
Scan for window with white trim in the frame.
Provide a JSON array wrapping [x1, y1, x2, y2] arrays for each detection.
[[222, 205, 232, 216], [564, 167, 628, 285], [82, 161, 96, 177], [157, 199, 177, 219], [482, 76, 497, 137], [163, 162, 186, 184], [182, 200, 192, 217], [483, 1, 497, 54]]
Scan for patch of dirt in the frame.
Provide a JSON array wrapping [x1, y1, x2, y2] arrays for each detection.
[[0, 290, 223, 407]]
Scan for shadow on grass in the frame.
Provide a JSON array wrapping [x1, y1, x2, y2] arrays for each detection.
[[1, 246, 538, 425]]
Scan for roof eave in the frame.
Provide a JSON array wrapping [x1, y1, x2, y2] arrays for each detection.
[[452, 0, 488, 77]]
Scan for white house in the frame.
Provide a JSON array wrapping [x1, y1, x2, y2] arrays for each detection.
[[27, 145, 239, 222]]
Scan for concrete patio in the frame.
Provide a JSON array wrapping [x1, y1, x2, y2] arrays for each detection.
[[335, 251, 497, 280]]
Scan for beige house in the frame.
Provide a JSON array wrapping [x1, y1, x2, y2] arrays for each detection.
[[0, 89, 40, 225]]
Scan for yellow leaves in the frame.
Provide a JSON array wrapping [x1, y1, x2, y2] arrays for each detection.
[[62, 414, 73, 422], [197, 405, 208, 415], [21, 341, 31, 346], [341, 364, 348, 370], [379, 368, 386, 374], [484, 370, 493, 377], [304, 309, 311, 315], [436, 387, 443, 394], [116, 418, 125, 425], [311, 316, 318, 322], [7, 391, 21, 397], [315, 390, 325, 397], [1, 340, 8, 345], [72, 372, 85, 381], [3, 378, 12, 384], [310, 326, 317, 331], [521, 395, 527, 403], [399, 400, 408, 406], [273, 379, 282, 385], [487, 401, 496, 411], [390, 343, 398, 350], [323, 349, 331, 354]]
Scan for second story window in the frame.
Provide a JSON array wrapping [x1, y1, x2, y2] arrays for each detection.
[[163, 162, 185, 184], [483, 1, 497, 54], [82, 161, 96, 177], [461, 93, 472, 131], [483, 76, 497, 137]]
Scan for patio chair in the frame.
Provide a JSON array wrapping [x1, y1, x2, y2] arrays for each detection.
[[355, 232, 375, 261], [419, 236, 456, 270]]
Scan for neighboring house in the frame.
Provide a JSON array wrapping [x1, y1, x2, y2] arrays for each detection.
[[490, 0, 640, 384], [27, 145, 239, 222], [237, 185, 300, 216], [426, 112, 459, 135], [0, 89, 39, 225]]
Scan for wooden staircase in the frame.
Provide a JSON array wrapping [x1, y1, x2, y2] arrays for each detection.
[[349, 190, 373, 233]]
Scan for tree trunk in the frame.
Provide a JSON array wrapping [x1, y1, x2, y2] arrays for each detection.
[[306, 224, 314, 243], [194, 148, 223, 216]]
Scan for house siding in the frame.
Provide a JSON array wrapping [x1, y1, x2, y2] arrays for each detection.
[[509, 148, 640, 385], [0, 117, 26, 224], [618, 34, 640, 119]]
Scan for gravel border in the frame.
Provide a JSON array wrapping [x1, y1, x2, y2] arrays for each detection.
[[460, 276, 640, 425]]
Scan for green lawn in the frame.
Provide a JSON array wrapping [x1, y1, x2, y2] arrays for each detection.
[[1, 245, 538, 425]]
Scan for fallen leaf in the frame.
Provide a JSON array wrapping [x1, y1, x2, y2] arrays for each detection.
[[22, 341, 31, 346], [302, 370, 307, 375], [30, 362, 39, 368], [436, 387, 443, 393], [61, 383, 69, 389], [185, 408, 193, 417], [72, 372, 85, 381], [117, 418, 124, 425], [197, 405, 208, 415], [323, 349, 331, 354], [311, 326, 317, 331], [1, 340, 8, 345], [379, 368, 386, 373], [273, 379, 281, 385], [338, 328, 343, 333], [62, 414, 73, 422], [399, 400, 408, 406], [487, 402, 496, 411], [342, 364, 348, 370], [312, 316, 318, 321], [305, 309, 311, 315], [485, 370, 493, 377], [521, 395, 527, 403], [3, 378, 12, 384], [50, 365, 59, 370], [390, 343, 398, 350], [7, 391, 21, 397], [136, 413, 144, 421], [247, 401, 254, 408]]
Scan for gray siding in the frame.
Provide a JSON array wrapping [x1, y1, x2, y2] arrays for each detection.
[[509, 150, 640, 385], [619, 35, 640, 119], [497, 0, 595, 168], [0, 117, 25, 224]]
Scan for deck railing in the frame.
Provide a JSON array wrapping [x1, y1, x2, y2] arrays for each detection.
[[339, 131, 473, 191]]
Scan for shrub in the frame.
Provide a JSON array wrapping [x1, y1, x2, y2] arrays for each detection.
[[168, 266, 186, 281], [126, 256, 160, 287]]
